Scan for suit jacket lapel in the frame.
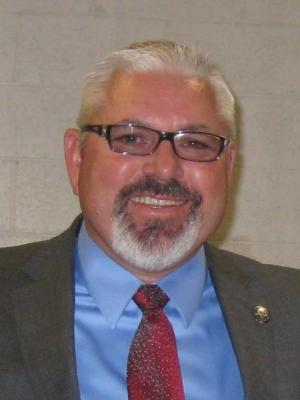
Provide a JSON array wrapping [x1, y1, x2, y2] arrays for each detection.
[[205, 244, 278, 400], [11, 220, 81, 400]]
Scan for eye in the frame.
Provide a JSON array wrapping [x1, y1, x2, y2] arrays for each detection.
[[117, 134, 140, 143], [111, 130, 151, 149], [185, 139, 210, 149], [114, 132, 149, 146], [180, 136, 211, 150], [177, 133, 220, 153]]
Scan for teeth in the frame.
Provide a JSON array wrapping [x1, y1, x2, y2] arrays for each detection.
[[131, 196, 185, 206]]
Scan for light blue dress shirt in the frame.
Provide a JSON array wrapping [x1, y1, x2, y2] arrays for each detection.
[[74, 223, 244, 399]]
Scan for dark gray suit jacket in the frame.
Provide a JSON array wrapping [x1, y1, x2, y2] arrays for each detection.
[[0, 218, 299, 399]]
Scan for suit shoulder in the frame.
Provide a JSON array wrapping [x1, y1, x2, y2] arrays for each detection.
[[0, 240, 49, 281], [0, 216, 81, 281], [0, 240, 46, 264], [205, 243, 300, 286]]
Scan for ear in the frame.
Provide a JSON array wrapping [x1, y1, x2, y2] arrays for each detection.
[[226, 141, 237, 186], [64, 128, 82, 195]]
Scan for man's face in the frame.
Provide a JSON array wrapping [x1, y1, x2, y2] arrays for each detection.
[[65, 71, 236, 280]]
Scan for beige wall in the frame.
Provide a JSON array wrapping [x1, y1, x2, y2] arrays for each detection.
[[0, 0, 299, 268]]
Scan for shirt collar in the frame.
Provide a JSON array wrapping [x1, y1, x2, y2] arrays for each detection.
[[76, 222, 207, 329], [159, 249, 207, 327]]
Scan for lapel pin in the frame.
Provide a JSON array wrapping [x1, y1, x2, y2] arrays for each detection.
[[253, 305, 271, 323]]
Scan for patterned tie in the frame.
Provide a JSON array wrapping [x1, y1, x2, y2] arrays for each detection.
[[127, 284, 185, 399]]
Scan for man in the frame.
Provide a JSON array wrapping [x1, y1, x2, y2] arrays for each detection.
[[0, 40, 299, 400]]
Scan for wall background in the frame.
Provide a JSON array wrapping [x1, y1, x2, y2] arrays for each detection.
[[0, 0, 299, 268]]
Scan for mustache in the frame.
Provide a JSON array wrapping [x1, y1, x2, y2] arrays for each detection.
[[113, 177, 202, 215]]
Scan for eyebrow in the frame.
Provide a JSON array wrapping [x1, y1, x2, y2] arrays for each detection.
[[115, 119, 210, 132]]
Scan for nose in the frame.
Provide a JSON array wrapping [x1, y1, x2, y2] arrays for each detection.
[[141, 140, 184, 181]]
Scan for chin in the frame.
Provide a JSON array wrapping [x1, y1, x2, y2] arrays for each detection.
[[111, 213, 201, 273]]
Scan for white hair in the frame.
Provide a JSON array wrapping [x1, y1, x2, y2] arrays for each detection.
[[111, 211, 200, 273], [77, 40, 236, 138]]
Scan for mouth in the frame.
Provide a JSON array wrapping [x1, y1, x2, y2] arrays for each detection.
[[113, 177, 202, 218], [131, 195, 186, 207]]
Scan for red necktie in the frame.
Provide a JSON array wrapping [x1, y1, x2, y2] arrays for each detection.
[[127, 284, 185, 399]]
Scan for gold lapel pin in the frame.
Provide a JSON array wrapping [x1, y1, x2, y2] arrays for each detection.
[[253, 305, 271, 323]]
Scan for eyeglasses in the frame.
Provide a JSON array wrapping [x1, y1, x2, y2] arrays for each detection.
[[81, 123, 230, 162]]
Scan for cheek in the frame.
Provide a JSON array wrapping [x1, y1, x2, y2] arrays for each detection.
[[97, 155, 144, 193], [188, 163, 229, 204], [78, 150, 144, 210]]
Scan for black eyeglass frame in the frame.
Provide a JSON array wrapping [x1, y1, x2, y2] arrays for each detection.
[[81, 123, 231, 162]]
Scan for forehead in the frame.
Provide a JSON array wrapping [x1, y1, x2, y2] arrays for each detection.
[[91, 70, 225, 132]]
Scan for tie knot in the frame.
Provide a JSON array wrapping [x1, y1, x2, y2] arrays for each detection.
[[133, 284, 169, 311]]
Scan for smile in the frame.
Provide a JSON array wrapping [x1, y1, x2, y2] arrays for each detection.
[[131, 196, 186, 207]]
